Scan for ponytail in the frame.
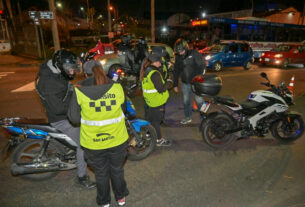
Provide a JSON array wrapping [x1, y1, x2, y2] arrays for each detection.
[[92, 66, 109, 85], [139, 58, 151, 81]]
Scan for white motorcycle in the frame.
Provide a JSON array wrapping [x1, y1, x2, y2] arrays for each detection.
[[191, 72, 304, 149]]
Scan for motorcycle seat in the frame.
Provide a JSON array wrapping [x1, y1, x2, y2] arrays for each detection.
[[239, 101, 260, 109], [215, 96, 238, 107], [15, 123, 61, 133]]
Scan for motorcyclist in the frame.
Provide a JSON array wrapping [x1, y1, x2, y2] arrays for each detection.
[[173, 38, 206, 125], [134, 37, 149, 67], [117, 33, 135, 71], [35, 49, 96, 189]]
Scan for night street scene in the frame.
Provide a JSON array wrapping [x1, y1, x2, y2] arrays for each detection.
[[1, 0, 305, 206]]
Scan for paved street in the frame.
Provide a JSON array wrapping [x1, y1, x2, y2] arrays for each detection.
[[0, 59, 305, 207]]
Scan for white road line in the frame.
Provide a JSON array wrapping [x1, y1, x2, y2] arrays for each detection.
[[11, 81, 35, 92], [0, 72, 15, 79], [0, 72, 15, 74]]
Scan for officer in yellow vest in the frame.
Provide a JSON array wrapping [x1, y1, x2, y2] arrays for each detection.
[[140, 53, 172, 146], [68, 66, 129, 207]]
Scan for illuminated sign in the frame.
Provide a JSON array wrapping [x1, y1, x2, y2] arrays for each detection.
[[191, 20, 208, 26]]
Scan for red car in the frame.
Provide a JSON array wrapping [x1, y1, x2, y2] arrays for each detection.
[[259, 44, 305, 68]]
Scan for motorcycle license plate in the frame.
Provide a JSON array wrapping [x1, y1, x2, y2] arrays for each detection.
[[265, 58, 270, 62], [200, 102, 211, 113]]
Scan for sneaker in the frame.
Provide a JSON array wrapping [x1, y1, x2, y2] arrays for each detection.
[[117, 197, 126, 206], [180, 118, 192, 125], [156, 138, 171, 147], [77, 175, 96, 189], [100, 204, 110, 207]]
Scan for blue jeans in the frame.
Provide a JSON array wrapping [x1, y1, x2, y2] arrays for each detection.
[[181, 82, 205, 119]]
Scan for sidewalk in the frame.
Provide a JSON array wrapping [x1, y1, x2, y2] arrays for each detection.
[[0, 54, 42, 67]]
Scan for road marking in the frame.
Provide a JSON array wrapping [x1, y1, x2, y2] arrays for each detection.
[[0, 71, 15, 79], [11, 81, 35, 92]]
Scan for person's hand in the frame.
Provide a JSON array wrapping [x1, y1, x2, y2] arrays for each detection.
[[174, 87, 179, 93]]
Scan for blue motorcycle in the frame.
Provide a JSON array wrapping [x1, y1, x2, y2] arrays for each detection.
[[0, 99, 156, 181]]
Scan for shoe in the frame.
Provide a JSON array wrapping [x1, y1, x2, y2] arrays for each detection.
[[77, 175, 96, 189], [160, 120, 170, 127], [156, 138, 171, 147], [180, 118, 192, 125], [117, 197, 126, 206], [100, 204, 110, 207]]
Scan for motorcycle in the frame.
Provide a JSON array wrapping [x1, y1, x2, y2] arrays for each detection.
[[0, 99, 156, 181], [191, 72, 304, 149]]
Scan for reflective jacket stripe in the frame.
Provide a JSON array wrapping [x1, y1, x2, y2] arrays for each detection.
[[143, 89, 158, 93], [81, 112, 125, 126]]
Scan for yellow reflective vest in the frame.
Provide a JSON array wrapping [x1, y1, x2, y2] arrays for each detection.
[[142, 69, 169, 107], [75, 83, 128, 150]]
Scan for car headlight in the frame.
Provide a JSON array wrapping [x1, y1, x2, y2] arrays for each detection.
[[261, 52, 265, 57], [205, 55, 212, 60], [99, 59, 107, 65], [274, 54, 283, 58]]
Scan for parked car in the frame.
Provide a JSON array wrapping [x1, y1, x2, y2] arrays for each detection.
[[259, 44, 305, 68], [96, 41, 174, 77], [200, 41, 254, 72]]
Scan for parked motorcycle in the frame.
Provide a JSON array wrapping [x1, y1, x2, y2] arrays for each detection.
[[191, 72, 304, 149], [0, 99, 156, 181]]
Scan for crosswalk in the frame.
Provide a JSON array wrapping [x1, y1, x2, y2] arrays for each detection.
[[0, 71, 15, 79]]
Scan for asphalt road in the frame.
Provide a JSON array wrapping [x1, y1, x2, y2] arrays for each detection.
[[0, 63, 305, 207]]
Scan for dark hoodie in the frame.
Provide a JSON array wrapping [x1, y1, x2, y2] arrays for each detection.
[[68, 81, 126, 125], [36, 60, 72, 123]]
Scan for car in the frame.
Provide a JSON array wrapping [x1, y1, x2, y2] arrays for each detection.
[[96, 41, 174, 77], [200, 41, 254, 72], [259, 44, 305, 68]]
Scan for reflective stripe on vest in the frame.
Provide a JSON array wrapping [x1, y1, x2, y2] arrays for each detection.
[[81, 112, 125, 126], [142, 89, 157, 93]]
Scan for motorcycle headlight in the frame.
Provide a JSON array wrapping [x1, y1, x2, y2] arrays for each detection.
[[261, 52, 265, 57], [99, 59, 107, 65], [205, 55, 212, 60], [274, 54, 283, 58]]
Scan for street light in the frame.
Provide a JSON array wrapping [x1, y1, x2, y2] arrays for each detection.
[[80, 7, 84, 11], [56, 2, 62, 8], [162, 26, 168, 33], [202, 12, 206, 18]]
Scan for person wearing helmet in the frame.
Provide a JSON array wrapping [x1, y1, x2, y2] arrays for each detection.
[[117, 34, 135, 72], [134, 37, 148, 67], [173, 38, 206, 125], [35, 49, 95, 189]]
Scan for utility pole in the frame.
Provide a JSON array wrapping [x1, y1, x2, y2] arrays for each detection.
[[107, 0, 111, 32], [48, 0, 60, 51], [151, 0, 155, 43]]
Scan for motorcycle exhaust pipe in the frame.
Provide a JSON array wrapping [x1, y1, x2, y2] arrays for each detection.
[[11, 163, 60, 175]]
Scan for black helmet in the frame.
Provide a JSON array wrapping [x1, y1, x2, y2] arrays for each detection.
[[121, 33, 132, 44], [52, 49, 80, 80], [174, 38, 188, 53]]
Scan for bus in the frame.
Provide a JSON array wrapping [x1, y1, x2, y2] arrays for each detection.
[[189, 17, 305, 59]]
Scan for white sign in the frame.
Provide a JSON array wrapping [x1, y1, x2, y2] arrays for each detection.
[[40, 11, 54, 19]]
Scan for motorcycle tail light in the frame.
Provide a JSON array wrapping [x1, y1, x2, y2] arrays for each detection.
[[192, 75, 204, 83]]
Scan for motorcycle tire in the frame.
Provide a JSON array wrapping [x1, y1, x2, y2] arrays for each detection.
[[271, 114, 304, 143], [201, 112, 237, 149], [11, 139, 65, 181], [127, 125, 157, 161]]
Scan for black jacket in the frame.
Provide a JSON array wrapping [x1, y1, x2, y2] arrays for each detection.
[[173, 49, 206, 87], [36, 60, 72, 123], [68, 82, 126, 125]]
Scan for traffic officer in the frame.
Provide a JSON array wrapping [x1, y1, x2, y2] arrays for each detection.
[[140, 53, 172, 146], [68, 65, 129, 207]]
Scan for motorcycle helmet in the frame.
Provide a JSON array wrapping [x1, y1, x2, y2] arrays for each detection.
[[121, 33, 132, 45], [174, 38, 189, 53], [52, 49, 80, 80]]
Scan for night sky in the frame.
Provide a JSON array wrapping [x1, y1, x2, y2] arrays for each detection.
[[18, 0, 304, 19]]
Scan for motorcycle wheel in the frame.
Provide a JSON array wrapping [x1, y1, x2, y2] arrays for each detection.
[[271, 115, 304, 143], [201, 113, 237, 149], [11, 139, 65, 181], [127, 125, 157, 161]]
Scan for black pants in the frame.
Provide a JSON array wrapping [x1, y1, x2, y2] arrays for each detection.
[[147, 105, 165, 139], [84, 142, 129, 205]]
